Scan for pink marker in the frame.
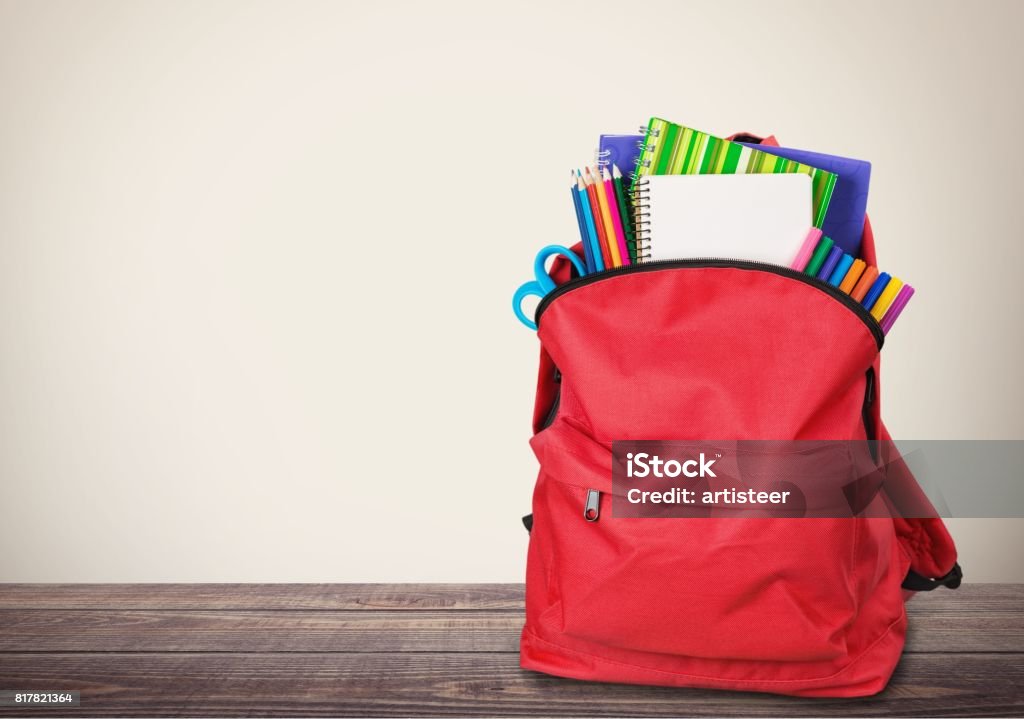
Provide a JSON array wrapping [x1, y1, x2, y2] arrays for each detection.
[[790, 227, 823, 271], [879, 284, 915, 334]]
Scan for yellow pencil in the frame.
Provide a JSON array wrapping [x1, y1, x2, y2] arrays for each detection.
[[870, 277, 904, 321], [588, 167, 622, 267]]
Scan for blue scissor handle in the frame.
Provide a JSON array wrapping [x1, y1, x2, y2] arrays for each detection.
[[513, 245, 587, 330]]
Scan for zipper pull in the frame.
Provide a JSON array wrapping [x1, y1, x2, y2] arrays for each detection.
[[865, 367, 876, 406], [584, 489, 601, 522]]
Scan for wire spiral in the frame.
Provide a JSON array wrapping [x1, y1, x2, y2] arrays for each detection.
[[631, 175, 652, 262]]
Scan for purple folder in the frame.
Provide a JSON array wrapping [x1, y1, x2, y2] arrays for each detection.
[[740, 143, 871, 257]]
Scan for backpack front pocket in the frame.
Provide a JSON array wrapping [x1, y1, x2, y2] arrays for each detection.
[[532, 429, 903, 663]]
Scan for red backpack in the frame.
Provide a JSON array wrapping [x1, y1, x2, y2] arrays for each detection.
[[519, 212, 961, 697]]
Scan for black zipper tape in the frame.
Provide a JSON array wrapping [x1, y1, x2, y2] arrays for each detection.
[[535, 259, 885, 350]]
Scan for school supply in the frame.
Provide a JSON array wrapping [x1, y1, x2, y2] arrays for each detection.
[[791, 228, 823, 271], [880, 285, 915, 334], [861, 272, 891, 311], [816, 245, 844, 282], [839, 259, 867, 293], [804, 236, 835, 276], [632, 173, 812, 265], [601, 168, 631, 266], [512, 245, 587, 330], [739, 143, 871, 256], [870, 277, 904, 320], [611, 165, 637, 262], [596, 134, 643, 176], [583, 172, 613, 269], [828, 254, 855, 287], [589, 167, 623, 267], [575, 173, 604, 272], [850, 265, 880, 302], [634, 118, 838, 229], [570, 173, 596, 273]]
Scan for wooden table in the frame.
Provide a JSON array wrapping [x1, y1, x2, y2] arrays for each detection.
[[0, 584, 1021, 717]]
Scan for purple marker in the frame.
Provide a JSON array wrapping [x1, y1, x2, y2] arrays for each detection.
[[816, 246, 844, 282], [879, 285, 915, 334]]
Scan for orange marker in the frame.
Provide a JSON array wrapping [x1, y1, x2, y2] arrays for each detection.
[[850, 265, 880, 302], [838, 259, 867, 294]]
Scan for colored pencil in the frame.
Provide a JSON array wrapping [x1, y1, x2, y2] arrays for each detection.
[[584, 170, 613, 269], [850, 265, 879, 302], [870, 276, 903, 320], [589, 167, 622, 267], [791, 228, 823, 271], [827, 254, 855, 286], [611, 165, 637, 262], [816, 246, 844, 282], [805, 236, 834, 276], [861, 272, 891, 311], [571, 172, 596, 273], [576, 173, 604, 272], [602, 168, 631, 266], [838, 259, 866, 294], [879, 284, 915, 334]]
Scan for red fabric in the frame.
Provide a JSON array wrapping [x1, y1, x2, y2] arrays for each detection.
[[521, 222, 957, 697]]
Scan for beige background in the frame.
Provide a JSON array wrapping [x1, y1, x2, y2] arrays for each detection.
[[1, 0, 1021, 581]]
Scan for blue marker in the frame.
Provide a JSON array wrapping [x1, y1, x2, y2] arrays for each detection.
[[861, 272, 891, 311], [828, 254, 855, 287], [816, 246, 844, 282]]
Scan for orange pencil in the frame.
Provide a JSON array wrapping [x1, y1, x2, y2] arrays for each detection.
[[583, 169, 613, 270], [850, 265, 880, 302], [838, 259, 867, 294], [590, 167, 622, 267]]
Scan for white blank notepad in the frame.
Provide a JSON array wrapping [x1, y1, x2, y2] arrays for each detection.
[[638, 173, 813, 266]]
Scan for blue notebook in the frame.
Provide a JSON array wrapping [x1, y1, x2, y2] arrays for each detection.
[[739, 143, 871, 256], [596, 134, 643, 178]]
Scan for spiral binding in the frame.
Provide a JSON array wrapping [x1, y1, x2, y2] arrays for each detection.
[[631, 175, 652, 262], [595, 148, 611, 167]]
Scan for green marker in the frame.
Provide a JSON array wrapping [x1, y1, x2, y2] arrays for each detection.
[[804, 236, 834, 276]]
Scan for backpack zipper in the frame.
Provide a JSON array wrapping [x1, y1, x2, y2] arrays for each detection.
[[535, 258, 885, 349], [862, 366, 878, 462], [539, 367, 561, 431]]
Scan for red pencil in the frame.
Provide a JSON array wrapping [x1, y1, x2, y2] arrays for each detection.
[[583, 169, 613, 270]]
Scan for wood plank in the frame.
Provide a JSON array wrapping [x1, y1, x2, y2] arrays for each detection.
[[0, 583, 1018, 612], [0, 584, 525, 611], [0, 608, 1020, 654], [0, 652, 1021, 717]]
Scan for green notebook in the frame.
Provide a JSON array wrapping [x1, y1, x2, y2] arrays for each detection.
[[633, 117, 838, 229]]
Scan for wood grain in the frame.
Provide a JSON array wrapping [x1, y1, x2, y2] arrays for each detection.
[[0, 608, 1020, 654], [0, 652, 1021, 717], [0, 584, 1020, 717], [0, 584, 525, 611]]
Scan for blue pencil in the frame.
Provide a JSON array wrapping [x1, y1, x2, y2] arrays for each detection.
[[571, 172, 596, 273], [828, 254, 855, 287], [861, 272, 891, 311], [576, 172, 605, 272], [816, 246, 844, 282]]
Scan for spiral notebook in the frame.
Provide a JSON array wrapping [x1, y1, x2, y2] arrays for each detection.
[[633, 173, 812, 265], [634, 118, 837, 229]]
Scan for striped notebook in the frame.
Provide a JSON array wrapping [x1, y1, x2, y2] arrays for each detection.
[[633, 118, 838, 229]]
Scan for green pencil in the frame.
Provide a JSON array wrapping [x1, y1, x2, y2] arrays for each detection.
[[804, 236, 834, 276], [611, 165, 637, 262]]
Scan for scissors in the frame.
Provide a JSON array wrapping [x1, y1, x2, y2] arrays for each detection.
[[513, 245, 588, 330]]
